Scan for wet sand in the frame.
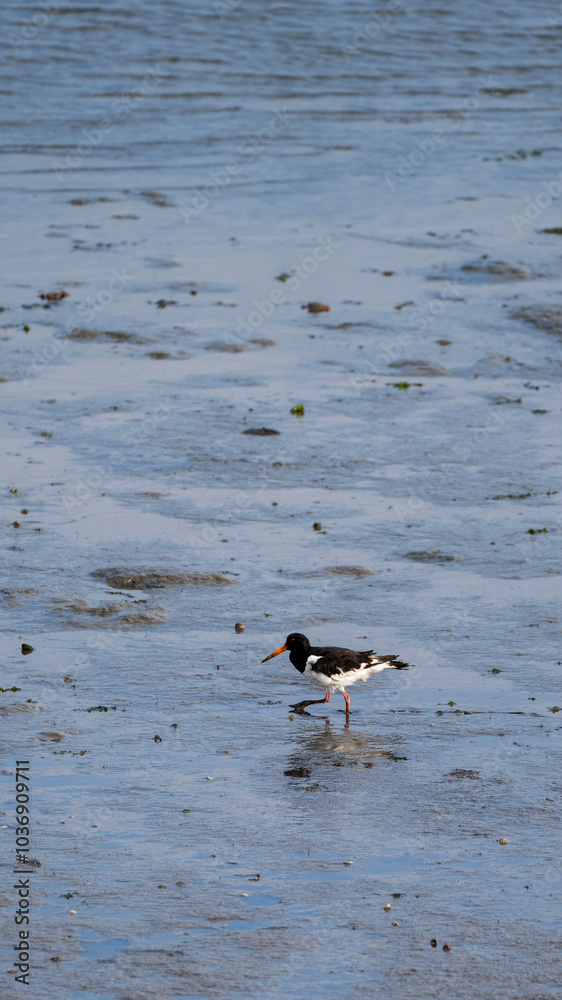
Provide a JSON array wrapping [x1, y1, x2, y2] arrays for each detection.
[[1, 1, 561, 997]]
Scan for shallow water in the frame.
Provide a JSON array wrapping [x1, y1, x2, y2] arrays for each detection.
[[1, 1, 561, 998]]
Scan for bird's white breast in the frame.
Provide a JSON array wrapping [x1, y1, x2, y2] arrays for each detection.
[[303, 655, 334, 689]]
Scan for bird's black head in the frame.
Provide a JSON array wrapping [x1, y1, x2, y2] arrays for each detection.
[[285, 633, 310, 652], [261, 633, 310, 663]]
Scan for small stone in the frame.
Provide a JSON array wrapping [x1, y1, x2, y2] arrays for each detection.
[[442, 944, 451, 951], [206, 776, 212, 780], [69, 909, 77, 914], [384, 903, 391, 911], [499, 838, 509, 845], [430, 939, 437, 947], [392, 920, 399, 926], [154, 735, 163, 743], [305, 301, 330, 313], [10, 487, 17, 493], [234, 623, 245, 633], [343, 861, 353, 866], [313, 522, 322, 531], [12, 521, 21, 528], [21, 643, 34, 654], [243, 427, 280, 436], [241, 892, 248, 897]]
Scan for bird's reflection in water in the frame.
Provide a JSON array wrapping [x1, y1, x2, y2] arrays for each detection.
[[284, 723, 406, 778]]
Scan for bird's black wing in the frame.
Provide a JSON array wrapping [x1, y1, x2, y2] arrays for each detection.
[[309, 645, 374, 678]]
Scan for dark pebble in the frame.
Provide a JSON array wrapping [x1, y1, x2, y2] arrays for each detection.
[[243, 427, 280, 436], [305, 301, 330, 313], [40, 290, 68, 301]]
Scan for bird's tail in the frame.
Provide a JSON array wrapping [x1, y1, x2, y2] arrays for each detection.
[[370, 654, 409, 670]]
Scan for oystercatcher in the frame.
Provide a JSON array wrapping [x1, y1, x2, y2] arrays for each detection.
[[261, 633, 408, 714]]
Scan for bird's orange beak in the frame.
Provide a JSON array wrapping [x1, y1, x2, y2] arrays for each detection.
[[261, 644, 287, 663]]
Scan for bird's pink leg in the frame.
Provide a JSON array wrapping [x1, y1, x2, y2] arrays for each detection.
[[342, 689, 350, 713], [310, 691, 330, 705]]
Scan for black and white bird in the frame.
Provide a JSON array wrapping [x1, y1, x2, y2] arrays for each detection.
[[261, 632, 408, 714]]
